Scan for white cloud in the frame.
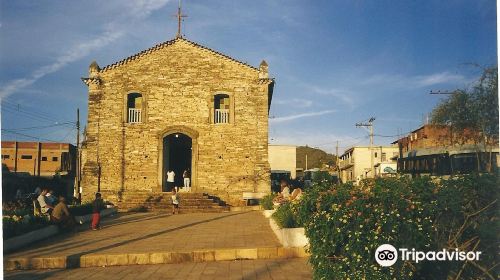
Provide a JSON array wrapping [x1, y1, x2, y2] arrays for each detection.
[[0, 0, 172, 98], [414, 72, 466, 87], [270, 110, 336, 124], [308, 86, 355, 107], [273, 98, 313, 108], [362, 71, 468, 89]]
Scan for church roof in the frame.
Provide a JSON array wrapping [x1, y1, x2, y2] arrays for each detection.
[[100, 37, 259, 72]]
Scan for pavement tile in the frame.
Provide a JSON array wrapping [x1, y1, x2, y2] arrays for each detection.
[[237, 248, 258, 260], [149, 252, 172, 264], [106, 254, 129, 266], [128, 253, 150, 265], [214, 249, 237, 261]]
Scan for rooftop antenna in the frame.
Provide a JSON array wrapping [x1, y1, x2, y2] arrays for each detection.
[[175, 0, 188, 38]]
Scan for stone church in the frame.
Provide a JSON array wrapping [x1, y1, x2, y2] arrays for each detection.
[[80, 36, 274, 207]]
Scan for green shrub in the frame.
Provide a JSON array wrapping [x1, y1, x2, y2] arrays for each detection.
[[296, 174, 499, 280], [272, 202, 301, 228], [260, 193, 276, 210], [3, 215, 50, 239]]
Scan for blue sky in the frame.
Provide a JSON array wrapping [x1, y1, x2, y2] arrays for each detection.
[[0, 0, 497, 153]]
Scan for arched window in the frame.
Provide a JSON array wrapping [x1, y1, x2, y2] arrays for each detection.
[[127, 92, 143, 123], [213, 93, 230, 124]]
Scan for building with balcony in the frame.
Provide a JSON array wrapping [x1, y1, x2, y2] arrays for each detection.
[[80, 36, 274, 206], [339, 146, 399, 184]]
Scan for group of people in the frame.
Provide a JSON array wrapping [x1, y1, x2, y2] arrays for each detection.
[[36, 188, 77, 230], [36, 188, 106, 231], [166, 169, 191, 192], [273, 179, 303, 206]]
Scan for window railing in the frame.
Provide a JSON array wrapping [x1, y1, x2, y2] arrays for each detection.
[[215, 109, 229, 124], [128, 108, 142, 123]]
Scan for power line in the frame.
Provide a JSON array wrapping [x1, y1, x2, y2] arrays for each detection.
[[1, 129, 61, 142], [2, 98, 60, 120], [3, 122, 75, 131], [1, 102, 75, 127]]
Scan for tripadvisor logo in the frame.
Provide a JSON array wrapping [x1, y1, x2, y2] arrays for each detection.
[[375, 244, 482, 266], [375, 244, 398, 267]]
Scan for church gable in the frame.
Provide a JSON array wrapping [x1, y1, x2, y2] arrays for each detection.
[[99, 38, 259, 74]]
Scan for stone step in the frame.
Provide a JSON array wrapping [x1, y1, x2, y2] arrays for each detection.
[[115, 192, 228, 213], [4, 247, 309, 270], [149, 205, 228, 210]]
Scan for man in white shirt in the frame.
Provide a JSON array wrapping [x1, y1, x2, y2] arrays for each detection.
[[37, 188, 54, 215], [166, 170, 175, 192]]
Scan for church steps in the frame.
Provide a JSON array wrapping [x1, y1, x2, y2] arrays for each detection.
[[116, 192, 229, 213]]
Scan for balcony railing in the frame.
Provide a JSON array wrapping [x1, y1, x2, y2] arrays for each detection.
[[215, 109, 229, 124], [128, 108, 142, 123], [339, 157, 354, 169]]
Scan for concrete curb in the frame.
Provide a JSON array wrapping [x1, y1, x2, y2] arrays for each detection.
[[4, 247, 309, 270], [262, 209, 275, 218], [266, 212, 309, 248], [229, 205, 261, 212], [4, 208, 117, 253]]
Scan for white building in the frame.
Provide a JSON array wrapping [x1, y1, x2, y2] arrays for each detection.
[[339, 146, 399, 184], [268, 145, 297, 179]]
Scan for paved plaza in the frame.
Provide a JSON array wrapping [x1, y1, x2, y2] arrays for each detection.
[[4, 258, 312, 280], [6, 211, 281, 259], [4, 211, 310, 276]]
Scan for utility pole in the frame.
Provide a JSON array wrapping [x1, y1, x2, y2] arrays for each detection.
[[305, 154, 308, 170], [76, 108, 81, 203], [356, 117, 375, 178], [335, 140, 339, 171]]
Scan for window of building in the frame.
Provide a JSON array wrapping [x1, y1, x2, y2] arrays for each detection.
[[214, 94, 230, 124], [374, 152, 378, 158], [21, 155, 32, 159], [42, 157, 48, 161], [127, 92, 143, 123], [52, 157, 58, 162], [382, 153, 387, 162], [1, 155, 10, 159]]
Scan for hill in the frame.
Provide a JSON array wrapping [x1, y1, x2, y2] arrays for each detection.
[[296, 146, 337, 170]]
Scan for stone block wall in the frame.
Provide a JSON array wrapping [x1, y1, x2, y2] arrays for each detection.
[[80, 38, 273, 205]]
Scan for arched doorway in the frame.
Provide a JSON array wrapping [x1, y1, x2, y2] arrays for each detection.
[[162, 133, 192, 192]]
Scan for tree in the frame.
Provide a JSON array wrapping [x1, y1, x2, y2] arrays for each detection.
[[431, 65, 498, 172]]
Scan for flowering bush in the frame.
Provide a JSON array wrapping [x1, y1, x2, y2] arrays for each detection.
[[272, 202, 301, 228], [296, 174, 498, 280]]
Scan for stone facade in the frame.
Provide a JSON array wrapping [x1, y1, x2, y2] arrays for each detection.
[[80, 37, 274, 206]]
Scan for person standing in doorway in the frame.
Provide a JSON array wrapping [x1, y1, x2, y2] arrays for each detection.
[[166, 169, 175, 192], [183, 169, 191, 192]]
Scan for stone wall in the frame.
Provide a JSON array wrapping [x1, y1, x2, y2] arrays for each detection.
[[80, 38, 273, 205]]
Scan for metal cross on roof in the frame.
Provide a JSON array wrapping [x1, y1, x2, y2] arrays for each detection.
[[176, 0, 188, 38]]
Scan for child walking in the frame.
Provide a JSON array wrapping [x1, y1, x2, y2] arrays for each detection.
[[91, 192, 105, 230], [171, 189, 179, 214]]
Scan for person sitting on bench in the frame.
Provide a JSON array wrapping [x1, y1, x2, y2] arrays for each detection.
[[51, 195, 76, 230], [37, 188, 54, 216]]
